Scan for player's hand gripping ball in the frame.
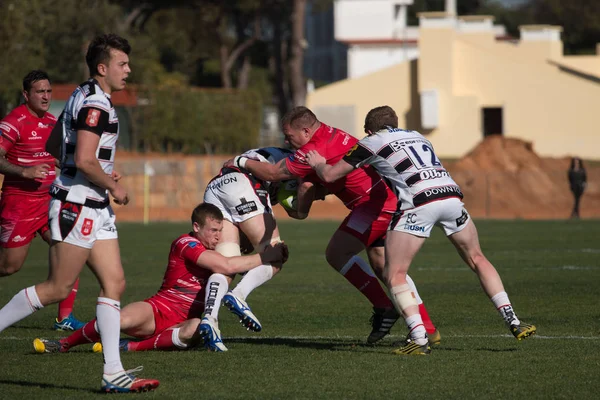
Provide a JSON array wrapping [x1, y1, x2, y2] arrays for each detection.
[[277, 180, 298, 212]]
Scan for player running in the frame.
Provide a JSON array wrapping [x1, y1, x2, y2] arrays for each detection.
[[225, 107, 440, 345], [33, 203, 288, 354], [0, 70, 84, 331], [305, 105, 537, 355]]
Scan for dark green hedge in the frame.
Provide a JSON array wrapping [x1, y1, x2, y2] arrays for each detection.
[[130, 87, 262, 154]]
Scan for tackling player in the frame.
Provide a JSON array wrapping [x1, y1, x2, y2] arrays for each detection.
[[225, 107, 440, 345], [306, 105, 537, 355], [33, 203, 288, 354], [201, 147, 310, 351], [0, 70, 84, 331]]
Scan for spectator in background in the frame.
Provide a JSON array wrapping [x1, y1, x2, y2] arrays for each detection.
[[568, 157, 586, 219]]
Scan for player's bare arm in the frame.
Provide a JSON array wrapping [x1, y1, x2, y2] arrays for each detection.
[[288, 180, 316, 220], [306, 150, 354, 183], [230, 156, 295, 182], [196, 242, 289, 275], [0, 147, 50, 179], [75, 130, 129, 205]]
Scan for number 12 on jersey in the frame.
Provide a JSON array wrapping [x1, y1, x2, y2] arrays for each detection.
[[406, 144, 441, 169]]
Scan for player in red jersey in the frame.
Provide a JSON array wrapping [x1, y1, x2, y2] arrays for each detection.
[[226, 106, 440, 345], [33, 202, 288, 354], [0, 70, 83, 331]]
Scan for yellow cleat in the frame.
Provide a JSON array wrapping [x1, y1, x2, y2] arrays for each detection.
[[428, 329, 442, 346], [33, 338, 67, 353], [392, 339, 431, 355], [511, 322, 537, 340]]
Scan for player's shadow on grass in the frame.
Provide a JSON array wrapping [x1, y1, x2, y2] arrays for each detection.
[[225, 337, 381, 352], [0, 379, 96, 393]]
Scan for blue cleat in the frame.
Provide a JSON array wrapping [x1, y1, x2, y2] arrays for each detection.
[[54, 313, 86, 331], [222, 292, 262, 332], [101, 366, 159, 393], [198, 317, 228, 352]]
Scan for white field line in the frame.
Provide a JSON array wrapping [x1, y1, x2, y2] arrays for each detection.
[[1, 334, 598, 341]]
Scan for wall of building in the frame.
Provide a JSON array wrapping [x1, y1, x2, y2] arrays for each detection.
[[306, 60, 418, 138], [348, 44, 418, 78]]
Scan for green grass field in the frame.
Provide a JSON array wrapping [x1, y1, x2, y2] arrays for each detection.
[[0, 220, 599, 399]]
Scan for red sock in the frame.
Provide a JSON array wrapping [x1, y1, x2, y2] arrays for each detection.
[[57, 278, 79, 320], [128, 329, 177, 352], [62, 318, 99, 348], [419, 303, 437, 334], [341, 258, 394, 309]]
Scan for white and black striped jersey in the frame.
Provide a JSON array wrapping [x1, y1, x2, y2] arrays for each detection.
[[343, 128, 462, 211], [50, 79, 119, 208]]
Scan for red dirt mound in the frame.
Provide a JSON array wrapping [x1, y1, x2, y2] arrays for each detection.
[[447, 136, 599, 219]]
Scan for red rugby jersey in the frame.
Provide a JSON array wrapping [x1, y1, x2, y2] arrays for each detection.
[[0, 104, 56, 196], [153, 233, 211, 320], [285, 123, 397, 213]]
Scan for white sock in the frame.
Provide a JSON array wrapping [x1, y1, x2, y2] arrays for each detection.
[[405, 275, 423, 305], [405, 314, 428, 345], [491, 291, 520, 325], [171, 327, 188, 349], [340, 255, 376, 277], [0, 286, 44, 332], [203, 274, 229, 320], [96, 297, 124, 375], [231, 264, 274, 300]]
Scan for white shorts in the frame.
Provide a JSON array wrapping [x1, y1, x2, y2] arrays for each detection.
[[49, 198, 118, 249], [203, 171, 272, 224], [390, 197, 470, 238]]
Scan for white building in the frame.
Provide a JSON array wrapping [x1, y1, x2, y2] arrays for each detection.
[[338, 0, 511, 78]]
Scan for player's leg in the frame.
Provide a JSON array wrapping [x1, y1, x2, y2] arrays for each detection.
[[0, 244, 32, 276], [446, 211, 536, 340], [0, 207, 89, 333], [205, 172, 275, 332], [328, 209, 395, 310], [36, 226, 85, 331], [87, 206, 158, 391], [366, 243, 440, 345], [384, 230, 430, 355], [125, 317, 202, 352], [0, 195, 38, 276], [35, 300, 156, 353]]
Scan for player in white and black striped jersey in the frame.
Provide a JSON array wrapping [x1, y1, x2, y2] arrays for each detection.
[[0, 34, 159, 392], [306, 105, 536, 355]]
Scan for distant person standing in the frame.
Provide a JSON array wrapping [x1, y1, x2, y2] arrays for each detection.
[[568, 157, 586, 219]]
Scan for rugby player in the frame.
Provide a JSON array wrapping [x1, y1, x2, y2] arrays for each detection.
[[306, 105, 537, 355]]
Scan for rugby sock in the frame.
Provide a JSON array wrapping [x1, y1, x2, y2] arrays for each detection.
[[405, 314, 428, 346], [96, 297, 124, 375], [340, 256, 393, 309], [62, 319, 99, 348], [203, 273, 229, 320], [57, 278, 79, 321], [0, 286, 44, 332], [406, 275, 437, 334], [127, 327, 183, 351], [231, 264, 274, 300], [491, 291, 520, 325]]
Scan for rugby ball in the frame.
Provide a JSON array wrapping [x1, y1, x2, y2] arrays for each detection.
[[276, 180, 298, 212]]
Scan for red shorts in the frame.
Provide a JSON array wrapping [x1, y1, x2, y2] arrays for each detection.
[[0, 194, 50, 248], [143, 295, 204, 338], [338, 202, 393, 247]]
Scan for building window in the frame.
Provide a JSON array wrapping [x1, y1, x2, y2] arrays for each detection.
[[482, 107, 503, 137]]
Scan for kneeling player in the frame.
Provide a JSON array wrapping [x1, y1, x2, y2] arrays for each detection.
[[33, 203, 288, 353]]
